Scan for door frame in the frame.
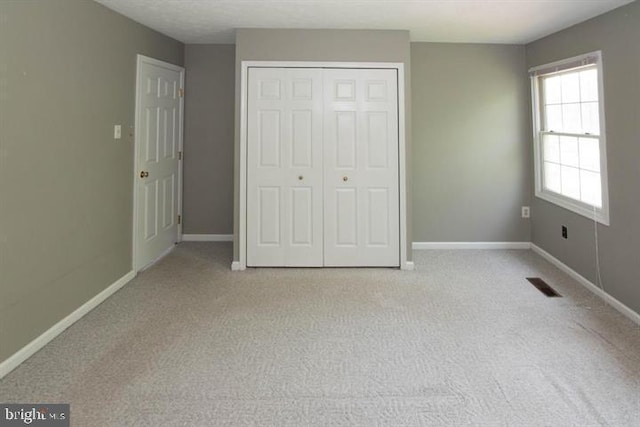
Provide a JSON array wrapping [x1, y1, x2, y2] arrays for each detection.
[[132, 54, 185, 272], [235, 61, 409, 271]]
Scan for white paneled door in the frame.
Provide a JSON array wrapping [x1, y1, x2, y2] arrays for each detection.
[[323, 69, 399, 266], [247, 68, 324, 266], [246, 67, 399, 267], [135, 56, 184, 270]]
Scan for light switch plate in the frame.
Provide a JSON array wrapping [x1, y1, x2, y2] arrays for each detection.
[[114, 125, 122, 140]]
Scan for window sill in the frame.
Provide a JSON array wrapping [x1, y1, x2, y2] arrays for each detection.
[[535, 190, 609, 226]]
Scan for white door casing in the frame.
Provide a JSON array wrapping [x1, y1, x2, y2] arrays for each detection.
[[134, 55, 184, 271], [238, 61, 408, 271], [322, 69, 400, 266], [247, 68, 324, 266], [245, 66, 401, 267]]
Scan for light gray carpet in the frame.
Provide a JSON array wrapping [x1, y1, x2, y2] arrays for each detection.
[[1, 243, 639, 426]]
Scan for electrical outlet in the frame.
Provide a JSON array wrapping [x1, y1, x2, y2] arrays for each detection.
[[562, 225, 568, 239], [113, 125, 122, 140], [521, 206, 530, 218]]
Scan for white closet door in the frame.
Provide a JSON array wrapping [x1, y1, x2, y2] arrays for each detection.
[[323, 69, 400, 266], [247, 68, 324, 266]]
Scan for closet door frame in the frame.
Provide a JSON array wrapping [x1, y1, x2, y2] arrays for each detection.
[[235, 61, 410, 271]]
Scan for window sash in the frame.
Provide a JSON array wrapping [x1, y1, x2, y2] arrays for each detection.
[[537, 65, 600, 136], [539, 131, 602, 208]]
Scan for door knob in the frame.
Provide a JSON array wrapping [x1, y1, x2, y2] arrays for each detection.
[[342, 176, 349, 182], [140, 171, 149, 178]]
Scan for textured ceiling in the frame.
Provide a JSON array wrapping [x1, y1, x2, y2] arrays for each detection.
[[94, 0, 634, 44]]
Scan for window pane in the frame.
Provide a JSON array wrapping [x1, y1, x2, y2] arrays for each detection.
[[581, 102, 600, 135], [561, 73, 580, 103], [544, 75, 562, 104], [559, 136, 579, 167], [580, 170, 602, 207], [562, 103, 581, 133], [579, 137, 600, 172], [545, 105, 563, 131], [580, 69, 598, 102], [561, 165, 581, 200], [543, 134, 560, 162], [544, 162, 561, 193]]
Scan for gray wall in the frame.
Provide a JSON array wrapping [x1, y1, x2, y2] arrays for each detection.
[[0, 0, 183, 362], [526, 1, 640, 314], [411, 43, 531, 242], [183, 44, 235, 235], [233, 29, 413, 261]]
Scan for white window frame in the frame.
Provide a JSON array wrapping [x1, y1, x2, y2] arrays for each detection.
[[530, 51, 610, 225]]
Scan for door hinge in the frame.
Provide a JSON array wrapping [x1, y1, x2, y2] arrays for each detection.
[[178, 88, 184, 98], [178, 215, 181, 225], [178, 151, 182, 160]]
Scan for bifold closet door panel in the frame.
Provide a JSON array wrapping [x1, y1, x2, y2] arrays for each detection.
[[322, 69, 400, 267], [247, 68, 324, 266]]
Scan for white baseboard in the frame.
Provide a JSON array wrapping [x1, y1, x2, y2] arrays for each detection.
[[413, 242, 531, 250], [0, 270, 136, 379], [231, 261, 245, 271], [182, 234, 233, 242], [531, 244, 640, 325], [402, 261, 415, 271]]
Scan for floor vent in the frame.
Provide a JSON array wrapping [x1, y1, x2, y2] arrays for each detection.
[[526, 277, 562, 297]]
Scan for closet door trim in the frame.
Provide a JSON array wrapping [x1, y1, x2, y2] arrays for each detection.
[[236, 61, 409, 271]]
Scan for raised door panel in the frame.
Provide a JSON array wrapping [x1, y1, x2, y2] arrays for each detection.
[[367, 188, 389, 246], [335, 188, 358, 246], [258, 110, 281, 167], [144, 106, 159, 163], [143, 180, 158, 240], [161, 175, 175, 230], [290, 187, 313, 245], [258, 187, 281, 245], [291, 110, 313, 168], [160, 106, 177, 160], [336, 112, 357, 169], [366, 112, 389, 169]]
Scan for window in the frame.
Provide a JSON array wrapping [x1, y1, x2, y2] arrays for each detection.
[[530, 51, 609, 225]]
